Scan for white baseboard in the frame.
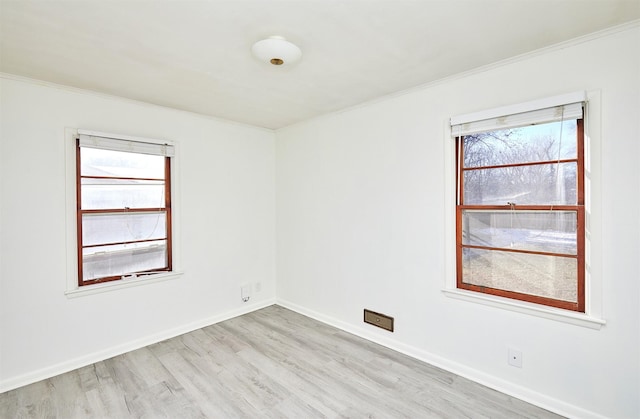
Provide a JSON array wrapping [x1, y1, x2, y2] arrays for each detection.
[[0, 298, 276, 393], [276, 298, 605, 419]]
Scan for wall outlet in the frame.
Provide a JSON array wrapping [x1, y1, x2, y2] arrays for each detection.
[[241, 284, 251, 302], [508, 348, 523, 368], [255, 282, 262, 292]]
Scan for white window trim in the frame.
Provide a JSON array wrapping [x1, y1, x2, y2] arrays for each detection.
[[442, 91, 605, 330], [64, 128, 183, 298]]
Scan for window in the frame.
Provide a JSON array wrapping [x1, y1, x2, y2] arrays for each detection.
[[452, 94, 586, 312], [76, 133, 174, 286]]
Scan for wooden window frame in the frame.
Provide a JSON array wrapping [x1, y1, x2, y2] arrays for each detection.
[[455, 119, 585, 312], [76, 139, 173, 286]]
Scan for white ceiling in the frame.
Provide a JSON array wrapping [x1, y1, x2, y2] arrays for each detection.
[[1, 0, 639, 130]]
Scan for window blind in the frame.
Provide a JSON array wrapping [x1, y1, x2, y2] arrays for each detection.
[[450, 91, 586, 137], [78, 131, 174, 157]]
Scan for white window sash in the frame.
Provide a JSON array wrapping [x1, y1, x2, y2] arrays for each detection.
[[78, 130, 174, 157], [450, 91, 586, 137]]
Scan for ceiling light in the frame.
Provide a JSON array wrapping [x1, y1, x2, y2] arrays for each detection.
[[251, 36, 302, 66]]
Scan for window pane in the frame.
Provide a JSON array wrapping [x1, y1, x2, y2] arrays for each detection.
[[82, 212, 167, 246], [462, 210, 577, 255], [463, 162, 577, 205], [82, 240, 167, 280], [81, 178, 165, 209], [462, 248, 577, 303], [81, 147, 165, 179], [463, 120, 577, 168]]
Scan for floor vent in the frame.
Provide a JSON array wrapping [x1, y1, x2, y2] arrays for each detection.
[[364, 309, 394, 332]]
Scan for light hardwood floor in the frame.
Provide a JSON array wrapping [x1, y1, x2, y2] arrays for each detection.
[[0, 305, 562, 418]]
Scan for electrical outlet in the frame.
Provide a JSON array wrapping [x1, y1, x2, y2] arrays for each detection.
[[508, 348, 523, 368], [241, 284, 251, 302], [255, 282, 262, 292]]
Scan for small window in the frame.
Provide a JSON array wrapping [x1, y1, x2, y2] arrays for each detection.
[[452, 98, 585, 312], [76, 133, 174, 286]]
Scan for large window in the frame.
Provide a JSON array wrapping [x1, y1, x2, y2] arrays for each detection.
[[452, 97, 585, 312], [76, 133, 174, 286]]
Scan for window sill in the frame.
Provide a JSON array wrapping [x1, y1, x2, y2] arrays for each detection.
[[65, 271, 183, 298], [442, 288, 605, 330]]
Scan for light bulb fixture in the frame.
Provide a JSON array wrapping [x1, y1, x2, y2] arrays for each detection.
[[251, 36, 302, 66]]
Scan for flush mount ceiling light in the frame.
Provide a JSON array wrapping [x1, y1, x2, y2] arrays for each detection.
[[251, 36, 302, 66]]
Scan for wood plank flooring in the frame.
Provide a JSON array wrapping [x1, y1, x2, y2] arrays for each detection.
[[0, 305, 563, 418]]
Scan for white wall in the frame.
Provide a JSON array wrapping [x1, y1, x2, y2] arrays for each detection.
[[276, 25, 640, 418], [1, 23, 638, 419], [0, 77, 277, 390]]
